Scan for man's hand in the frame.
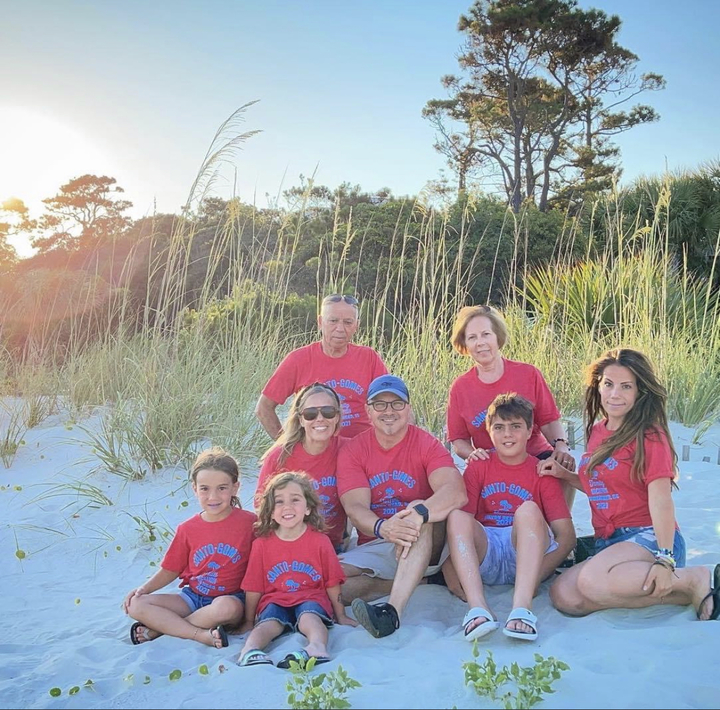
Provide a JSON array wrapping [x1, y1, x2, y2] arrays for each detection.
[[379, 510, 421, 554]]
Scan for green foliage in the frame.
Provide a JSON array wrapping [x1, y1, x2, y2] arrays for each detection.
[[425, 0, 664, 210], [0, 399, 28, 468], [286, 658, 361, 710], [169, 669, 182, 681], [463, 646, 569, 710]]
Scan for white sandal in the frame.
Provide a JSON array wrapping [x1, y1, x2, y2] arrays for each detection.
[[503, 607, 538, 641], [462, 606, 500, 641]]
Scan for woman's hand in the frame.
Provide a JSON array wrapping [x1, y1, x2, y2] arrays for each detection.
[[537, 458, 573, 480], [643, 562, 675, 599], [550, 443, 576, 472], [467, 447, 490, 462]]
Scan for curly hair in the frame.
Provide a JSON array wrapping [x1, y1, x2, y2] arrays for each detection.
[[254, 471, 327, 537]]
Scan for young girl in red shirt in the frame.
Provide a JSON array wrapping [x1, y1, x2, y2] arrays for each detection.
[[123, 448, 256, 647], [238, 472, 356, 668]]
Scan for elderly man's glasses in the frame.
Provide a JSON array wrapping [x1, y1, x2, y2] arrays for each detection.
[[325, 294, 359, 305], [301, 406, 340, 421], [369, 400, 407, 412]]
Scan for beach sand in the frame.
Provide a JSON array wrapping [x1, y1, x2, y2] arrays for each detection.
[[2, 409, 719, 709]]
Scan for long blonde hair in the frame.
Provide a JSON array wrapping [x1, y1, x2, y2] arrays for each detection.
[[254, 472, 326, 537], [584, 348, 677, 484], [264, 382, 341, 465]]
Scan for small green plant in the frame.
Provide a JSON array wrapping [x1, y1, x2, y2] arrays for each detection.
[[286, 657, 361, 709], [0, 400, 27, 468], [463, 646, 569, 710]]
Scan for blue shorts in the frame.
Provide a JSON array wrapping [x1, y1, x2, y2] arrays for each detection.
[[255, 601, 333, 633], [180, 587, 246, 613], [479, 523, 558, 586], [595, 526, 686, 567]]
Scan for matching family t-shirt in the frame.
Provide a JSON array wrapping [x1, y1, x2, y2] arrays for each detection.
[[161, 507, 257, 596], [579, 422, 676, 538], [262, 342, 387, 438], [462, 454, 570, 527], [242, 528, 346, 617], [337, 425, 456, 546], [255, 438, 349, 549], [447, 359, 560, 456]]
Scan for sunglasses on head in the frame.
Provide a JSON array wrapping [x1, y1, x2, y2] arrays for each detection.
[[301, 406, 340, 421], [325, 294, 359, 305]]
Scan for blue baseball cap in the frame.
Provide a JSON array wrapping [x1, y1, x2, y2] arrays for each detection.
[[367, 375, 410, 403]]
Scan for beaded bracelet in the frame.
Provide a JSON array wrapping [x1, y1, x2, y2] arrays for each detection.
[[373, 518, 384, 539], [653, 549, 676, 571]]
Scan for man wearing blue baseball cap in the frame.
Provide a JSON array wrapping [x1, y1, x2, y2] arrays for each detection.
[[337, 374, 467, 638]]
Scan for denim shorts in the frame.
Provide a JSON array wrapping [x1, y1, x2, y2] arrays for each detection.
[[594, 526, 686, 567], [180, 587, 246, 613], [479, 523, 558, 586], [255, 601, 333, 633]]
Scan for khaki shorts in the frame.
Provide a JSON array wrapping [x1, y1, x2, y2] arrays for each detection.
[[339, 537, 451, 580]]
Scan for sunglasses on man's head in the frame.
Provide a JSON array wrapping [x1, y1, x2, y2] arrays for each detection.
[[325, 294, 359, 305], [369, 400, 407, 412], [301, 406, 340, 421]]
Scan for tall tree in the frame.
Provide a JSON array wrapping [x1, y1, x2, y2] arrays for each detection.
[[0, 197, 33, 271], [32, 175, 133, 253], [424, 0, 664, 211]]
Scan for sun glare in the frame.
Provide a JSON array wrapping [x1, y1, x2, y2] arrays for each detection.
[[0, 106, 114, 256]]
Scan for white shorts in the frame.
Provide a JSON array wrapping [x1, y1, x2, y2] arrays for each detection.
[[339, 538, 451, 581], [479, 524, 557, 586]]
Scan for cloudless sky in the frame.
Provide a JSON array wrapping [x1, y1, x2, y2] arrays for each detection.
[[2, 0, 719, 256]]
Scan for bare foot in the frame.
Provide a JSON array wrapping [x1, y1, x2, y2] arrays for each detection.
[[199, 625, 228, 648], [505, 619, 534, 634]]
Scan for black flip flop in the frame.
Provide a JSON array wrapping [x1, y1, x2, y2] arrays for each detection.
[[212, 624, 229, 648], [698, 564, 720, 621]]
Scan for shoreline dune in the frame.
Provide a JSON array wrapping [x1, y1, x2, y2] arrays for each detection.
[[2, 411, 719, 709]]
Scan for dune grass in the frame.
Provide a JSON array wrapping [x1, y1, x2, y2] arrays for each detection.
[[2, 158, 719, 475]]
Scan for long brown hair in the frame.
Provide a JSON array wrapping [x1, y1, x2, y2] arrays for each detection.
[[263, 382, 341, 465], [584, 348, 677, 483], [254, 471, 326, 537], [190, 447, 241, 508]]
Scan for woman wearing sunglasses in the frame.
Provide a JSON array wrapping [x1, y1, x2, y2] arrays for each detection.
[[255, 383, 349, 552]]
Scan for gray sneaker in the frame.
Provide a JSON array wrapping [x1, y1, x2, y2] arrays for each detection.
[[351, 599, 400, 638]]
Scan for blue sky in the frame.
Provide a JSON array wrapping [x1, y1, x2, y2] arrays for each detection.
[[2, 0, 719, 256]]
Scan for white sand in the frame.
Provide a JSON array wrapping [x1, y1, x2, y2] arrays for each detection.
[[2, 409, 719, 709]]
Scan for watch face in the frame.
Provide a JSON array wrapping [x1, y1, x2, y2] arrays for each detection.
[[414, 504, 429, 522]]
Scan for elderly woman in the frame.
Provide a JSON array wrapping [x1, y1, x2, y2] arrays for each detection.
[[446, 305, 575, 482], [254, 382, 348, 552]]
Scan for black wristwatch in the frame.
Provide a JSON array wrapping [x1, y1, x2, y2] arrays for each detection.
[[413, 503, 430, 524]]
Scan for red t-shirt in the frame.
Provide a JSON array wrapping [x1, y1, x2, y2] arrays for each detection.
[[579, 422, 676, 538], [262, 341, 388, 438], [462, 453, 570, 527], [337, 425, 456, 546], [161, 507, 257, 596], [242, 527, 345, 617], [255, 437, 349, 549], [446, 359, 560, 456]]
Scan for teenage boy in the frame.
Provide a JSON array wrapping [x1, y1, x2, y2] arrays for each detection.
[[445, 392, 576, 642]]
